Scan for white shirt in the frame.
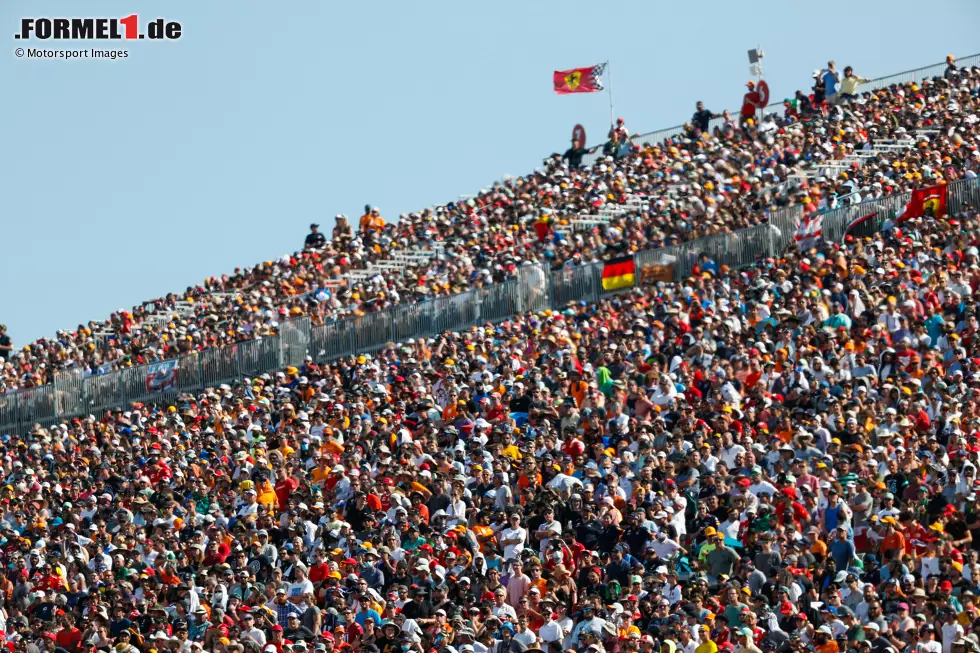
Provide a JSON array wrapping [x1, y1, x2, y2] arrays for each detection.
[[942, 622, 963, 653], [492, 602, 518, 620], [241, 627, 266, 647], [721, 445, 746, 468], [513, 629, 537, 648], [288, 579, 314, 603], [539, 620, 565, 645], [649, 538, 680, 560], [669, 496, 687, 536], [500, 527, 526, 560], [536, 520, 562, 555]]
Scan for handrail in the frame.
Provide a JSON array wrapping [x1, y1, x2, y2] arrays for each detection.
[[2, 175, 976, 436]]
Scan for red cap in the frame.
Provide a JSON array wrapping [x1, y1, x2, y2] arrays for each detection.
[[272, 626, 283, 633], [941, 580, 953, 590]]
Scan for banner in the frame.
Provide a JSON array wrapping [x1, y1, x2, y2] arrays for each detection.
[[793, 213, 824, 250], [145, 359, 179, 393], [639, 263, 675, 285]]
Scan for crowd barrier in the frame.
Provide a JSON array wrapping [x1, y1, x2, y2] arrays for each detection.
[[2, 57, 979, 433], [581, 52, 980, 167], [2, 176, 976, 434]]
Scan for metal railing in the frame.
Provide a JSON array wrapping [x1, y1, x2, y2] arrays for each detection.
[[0, 177, 977, 434], [2, 51, 979, 434], [582, 52, 980, 166]]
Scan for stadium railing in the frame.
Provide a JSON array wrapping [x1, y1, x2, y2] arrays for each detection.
[[1, 176, 977, 434], [581, 53, 980, 167]]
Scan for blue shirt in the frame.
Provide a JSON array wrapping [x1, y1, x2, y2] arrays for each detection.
[[824, 71, 839, 96], [829, 538, 855, 570], [355, 608, 381, 628], [926, 314, 945, 347]]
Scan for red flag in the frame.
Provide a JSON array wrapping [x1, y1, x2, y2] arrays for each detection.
[[553, 64, 606, 95], [843, 211, 879, 239], [899, 184, 947, 222]]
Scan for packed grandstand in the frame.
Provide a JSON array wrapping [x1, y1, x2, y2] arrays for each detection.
[[0, 52, 979, 653]]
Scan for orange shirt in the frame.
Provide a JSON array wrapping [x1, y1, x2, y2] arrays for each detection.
[[257, 482, 278, 510], [882, 531, 906, 556], [443, 404, 459, 423], [311, 467, 332, 486], [517, 472, 542, 491], [472, 524, 495, 553]]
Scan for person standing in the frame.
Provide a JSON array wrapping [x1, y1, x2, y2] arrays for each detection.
[[0, 325, 11, 362], [823, 61, 840, 101], [304, 224, 325, 250], [741, 82, 761, 127], [692, 101, 720, 135]]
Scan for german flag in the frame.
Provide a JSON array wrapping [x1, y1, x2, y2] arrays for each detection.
[[601, 256, 636, 291]]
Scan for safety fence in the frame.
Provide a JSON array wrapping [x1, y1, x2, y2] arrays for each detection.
[[1, 143, 979, 434], [582, 52, 980, 167]]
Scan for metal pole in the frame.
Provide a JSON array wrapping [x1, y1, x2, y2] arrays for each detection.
[[606, 61, 614, 128]]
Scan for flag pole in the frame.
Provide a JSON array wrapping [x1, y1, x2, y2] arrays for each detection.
[[606, 61, 614, 128]]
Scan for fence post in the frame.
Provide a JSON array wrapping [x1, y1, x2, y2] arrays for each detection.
[[53, 373, 62, 421], [389, 306, 397, 346]]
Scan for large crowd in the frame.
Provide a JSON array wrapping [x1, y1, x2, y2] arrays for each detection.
[[3, 57, 979, 395], [2, 57, 980, 653]]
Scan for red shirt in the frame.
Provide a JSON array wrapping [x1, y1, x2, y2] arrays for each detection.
[[55, 627, 82, 652], [308, 562, 330, 585], [741, 92, 761, 118], [275, 477, 299, 511]]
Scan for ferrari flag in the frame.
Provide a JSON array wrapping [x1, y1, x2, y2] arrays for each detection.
[[554, 63, 606, 95], [898, 184, 947, 222], [602, 255, 636, 291]]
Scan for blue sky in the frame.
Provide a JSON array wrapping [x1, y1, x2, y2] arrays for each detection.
[[1, 0, 978, 346]]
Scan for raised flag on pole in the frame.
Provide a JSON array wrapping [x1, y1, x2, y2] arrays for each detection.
[[843, 211, 879, 240], [553, 63, 606, 94], [145, 359, 179, 393], [793, 213, 824, 251]]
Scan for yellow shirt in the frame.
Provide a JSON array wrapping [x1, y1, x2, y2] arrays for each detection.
[[696, 640, 719, 653], [619, 625, 641, 640]]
